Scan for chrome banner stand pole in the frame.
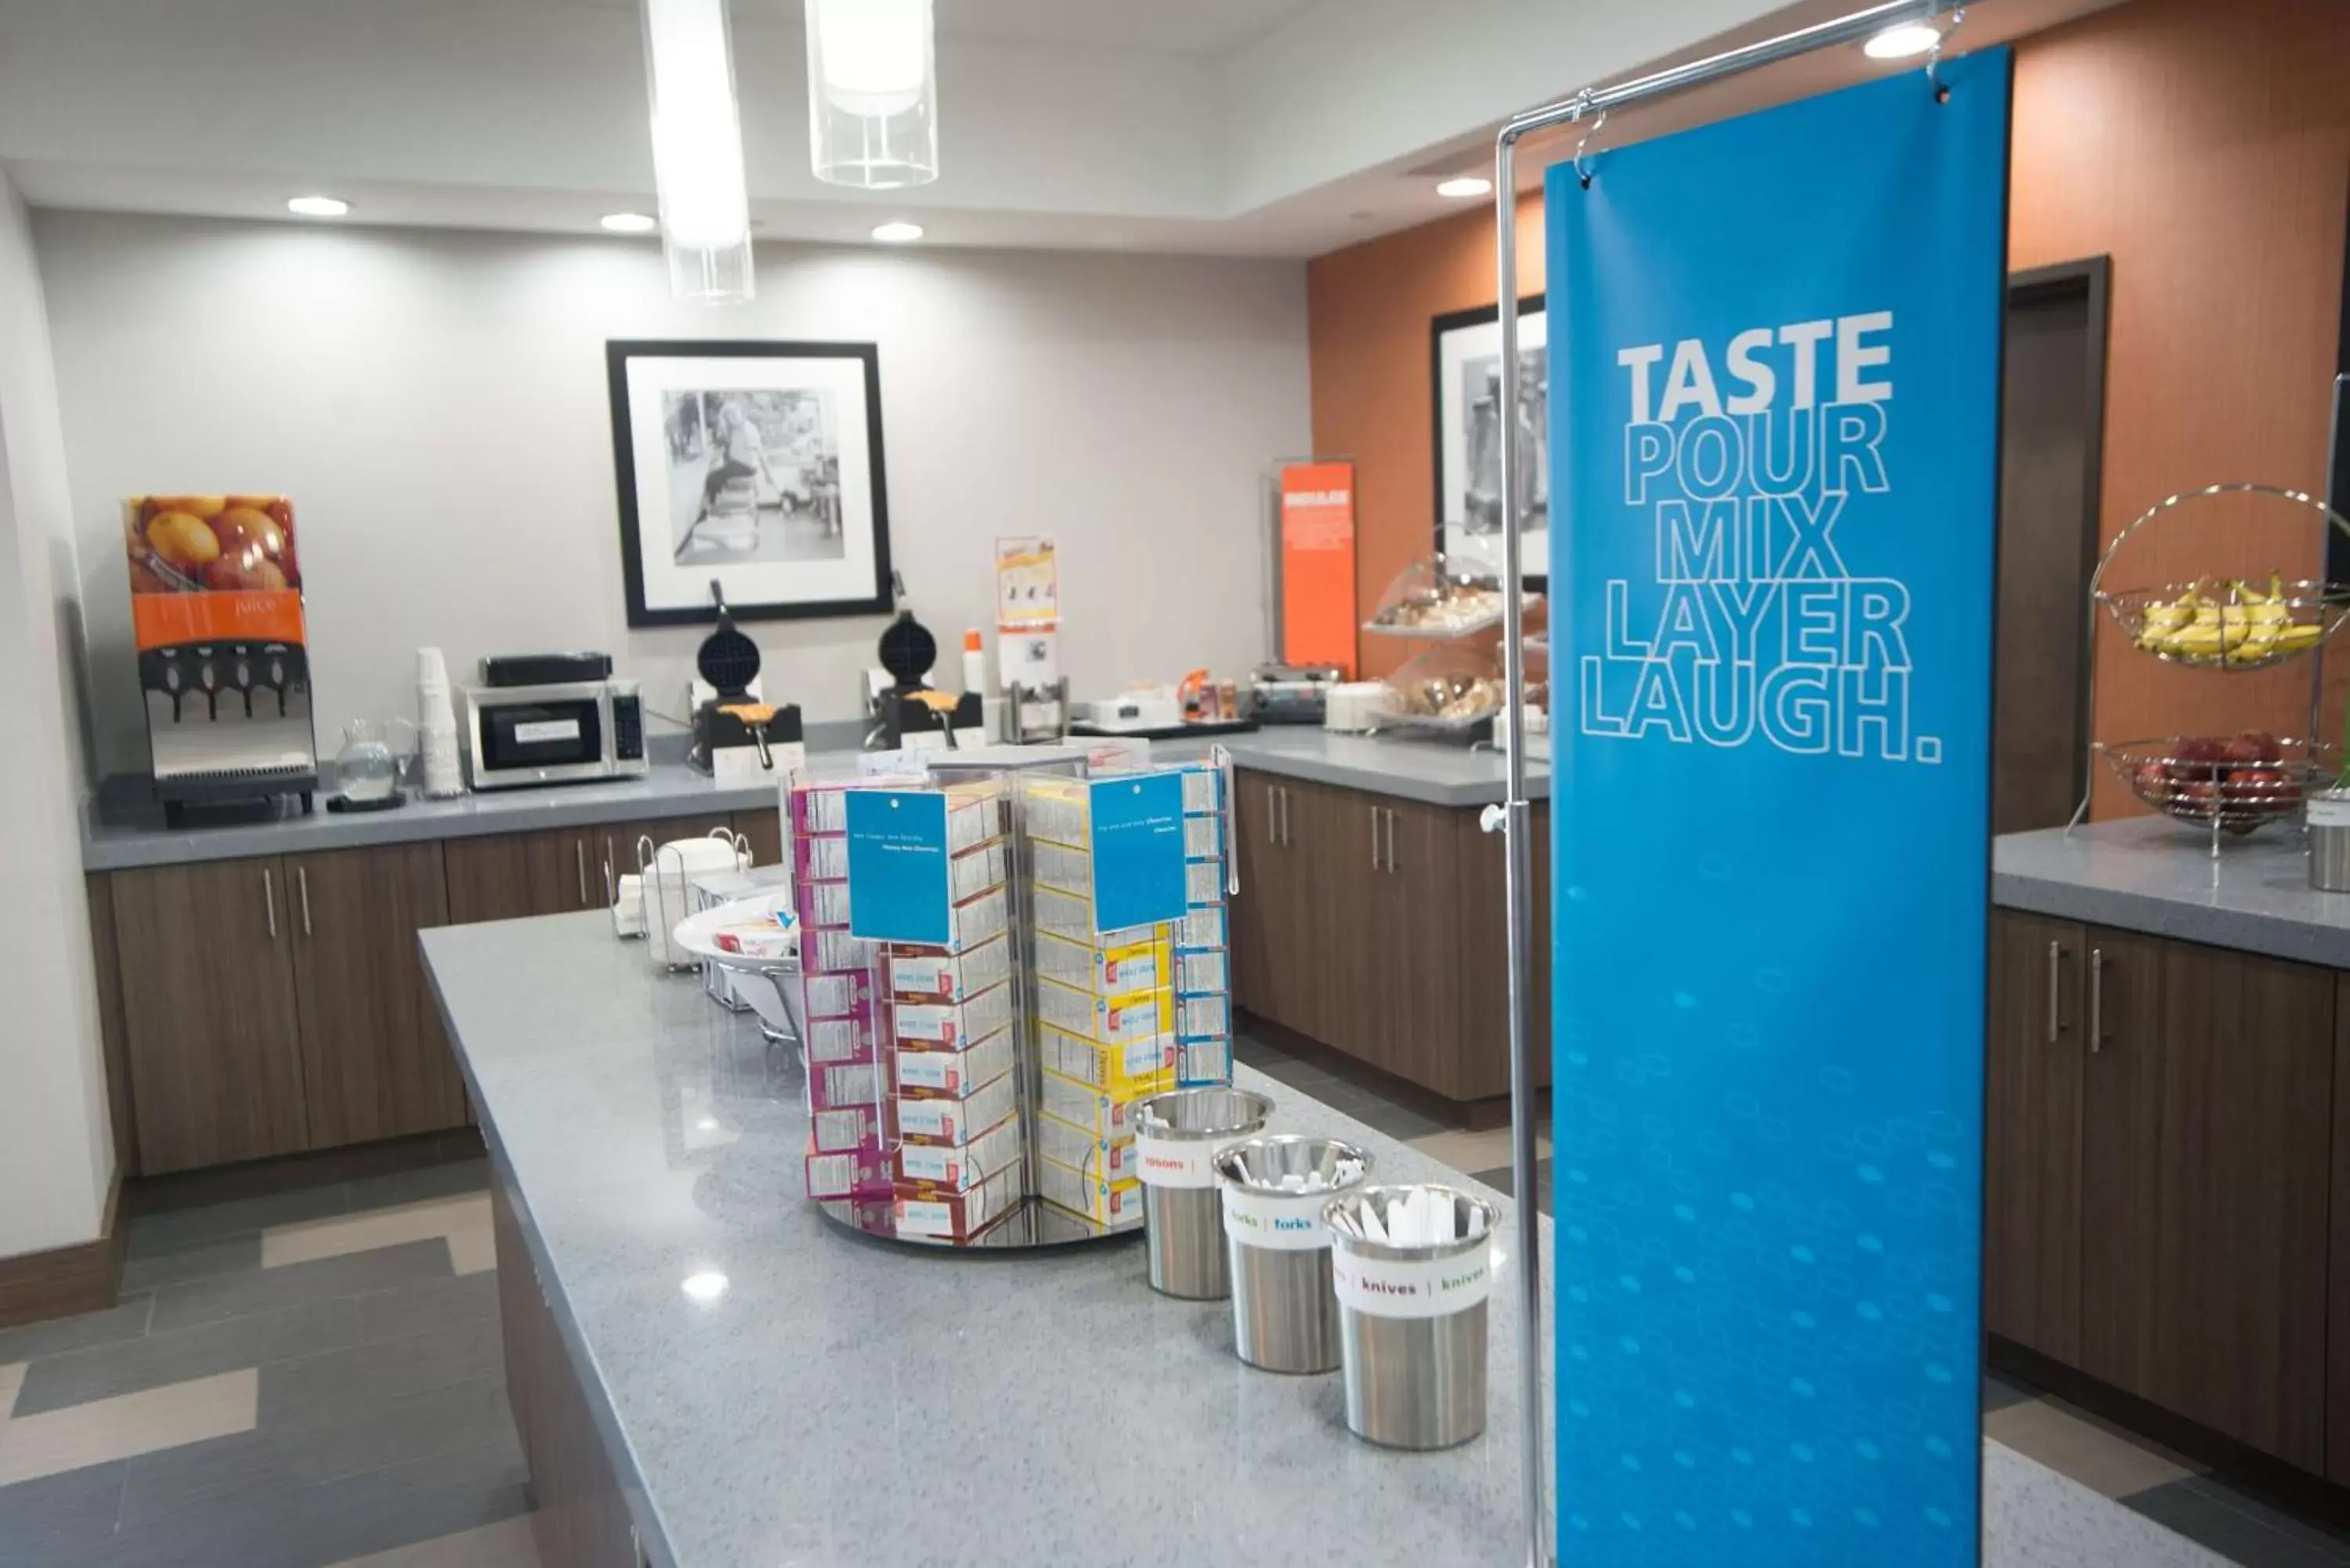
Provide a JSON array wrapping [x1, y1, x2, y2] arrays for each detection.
[[1485, 4, 1955, 1562]]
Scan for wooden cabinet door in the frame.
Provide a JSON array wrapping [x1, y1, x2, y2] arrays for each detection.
[[2329, 974, 2350, 1486], [287, 844, 468, 1147], [1231, 771, 1317, 1032], [1301, 782, 1383, 1064], [1455, 801, 1550, 1103], [733, 807, 784, 868], [1366, 795, 1462, 1095], [446, 829, 591, 923], [1983, 909, 2086, 1361], [111, 858, 309, 1173], [2119, 939, 2329, 1469], [2077, 926, 2166, 1396]]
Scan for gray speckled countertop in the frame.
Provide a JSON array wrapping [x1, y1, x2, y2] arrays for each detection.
[[425, 912, 1554, 1568], [1995, 817, 2350, 968], [1220, 726, 1546, 807], [83, 729, 1539, 872], [424, 912, 2226, 1568], [81, 762, 788, 872]]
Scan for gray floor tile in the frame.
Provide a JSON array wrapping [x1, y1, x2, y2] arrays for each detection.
[[82, 1434, 528, 1568], [2128, 1479, 2329, 1567], [346, 1158, 491, 1214], [149, 1240, 454, 1335], [1344, 1097, 1450, 1141], [120, 1375, 516, 1530], [125, 1183, 355, 1259], [0, 1295, 153, 1367], [262, 1312, 506, 1432], [1983, 1372, 2039, 1413], [0, 1459, 128, 1559], [13, 1295, 367, 1417], [1469, 1159, 1552, 1214], [2176, 1477, 2350, 1561], [118, 1234, 263, 1295], [353, 1270, 501, 1345]]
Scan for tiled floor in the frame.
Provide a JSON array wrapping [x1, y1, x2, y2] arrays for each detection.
[[1237, 1027, 2350, 1568], [0, 1158, 537, 1567], [6, 1039, 2350, 1565]]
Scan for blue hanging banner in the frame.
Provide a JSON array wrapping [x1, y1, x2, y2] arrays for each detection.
[[1088, 772, 1189, 934], [845, 789, 952, 945], [1550, 54, 2008, 1562]]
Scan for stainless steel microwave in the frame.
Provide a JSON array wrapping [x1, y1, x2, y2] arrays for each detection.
[[461, 680, 648, 790]]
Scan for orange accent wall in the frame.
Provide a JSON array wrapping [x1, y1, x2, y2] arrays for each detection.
[[1307, 0, 2350, 815], [1307, 195, 1545, 682]]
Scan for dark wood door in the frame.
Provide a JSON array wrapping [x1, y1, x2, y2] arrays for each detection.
[[733, 807, 784, 868], [1992, 263, 2106, 834], [111, 858, 309, 1173], [2078, 926, 2167, 1398], [2329, 973, 2350, 1485], [288, 844, 469, 1147], [1307, 784, 1387, 1070], [446, 829, 597, 924], [1457, 801, 1550, 1102], [2138, 940, 2330, 1469], [1983, 909, 2086, 1361], [1367, 795, 1462, 1094], [1231, 771, 1320, 1035]]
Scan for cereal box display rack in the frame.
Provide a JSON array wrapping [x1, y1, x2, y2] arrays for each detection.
[[757, 749, 1234, 1252]]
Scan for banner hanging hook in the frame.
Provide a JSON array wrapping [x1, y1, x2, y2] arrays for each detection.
[[1573, 102, 1609, 188], [1926, 5, 1966, 101]]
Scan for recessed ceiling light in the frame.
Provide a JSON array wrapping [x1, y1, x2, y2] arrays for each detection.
[[1436, 176, 1492, 199], [1864, 21, 1942, 60], [600, 211, 658, 233], [681, 1270, 729, 1302], [286, 195, 349, 218], [871, 221, 924, 244]]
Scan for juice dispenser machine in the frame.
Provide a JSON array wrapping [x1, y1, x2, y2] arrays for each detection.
[[125, 495, 318, 824]]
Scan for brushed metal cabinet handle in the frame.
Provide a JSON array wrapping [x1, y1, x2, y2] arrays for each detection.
[[1267, 786, 1279, 846], [298, 866, 313, 937], [2088, 947, 2106, 1054], [2045, 939, 2063, 1043], [1370, 804, 1381, 869], [604, 836, 618, 904], [576, 840, 589, 907], [1383, 807, 1397, 873], [262, 867, 277, 941]]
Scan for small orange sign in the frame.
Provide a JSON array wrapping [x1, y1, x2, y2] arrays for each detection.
[[1278, 461, 1357, 676]]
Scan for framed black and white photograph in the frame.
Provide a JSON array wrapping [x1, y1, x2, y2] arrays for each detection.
[[1431, 296, 1549, 582], [608, 339, 894, 626]]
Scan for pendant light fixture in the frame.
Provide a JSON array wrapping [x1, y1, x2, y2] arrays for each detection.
[[643, 0, 754, 301], [805, 0, 938, 189]]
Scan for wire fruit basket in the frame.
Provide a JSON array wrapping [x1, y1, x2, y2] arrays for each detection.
[[2097, 735, 2338, 836], [2096, 577, 2350, 671]]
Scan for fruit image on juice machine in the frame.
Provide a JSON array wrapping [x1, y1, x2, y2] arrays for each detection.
[[125, 494, 319, 825], [862, 608, 982, 750], [689, 581, 803, 779]]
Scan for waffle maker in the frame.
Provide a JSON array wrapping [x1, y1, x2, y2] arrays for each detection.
[[689, 583, 803, 778], [864, 609, 982, 750]]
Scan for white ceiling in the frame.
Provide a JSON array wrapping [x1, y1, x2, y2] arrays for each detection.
[[0, 0, 2119, 259], [737, 0, 1320, 56]]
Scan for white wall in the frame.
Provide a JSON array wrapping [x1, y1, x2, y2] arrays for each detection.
[[34, 212, 1310, 775], [0, 172, 114, 1256]]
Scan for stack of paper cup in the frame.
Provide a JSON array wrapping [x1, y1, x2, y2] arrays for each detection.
[[415, 647, 465, 799]]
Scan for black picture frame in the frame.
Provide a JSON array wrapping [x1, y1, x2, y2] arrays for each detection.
[[1430, 294, 1547, 578], [607, 338, 896, 627]]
